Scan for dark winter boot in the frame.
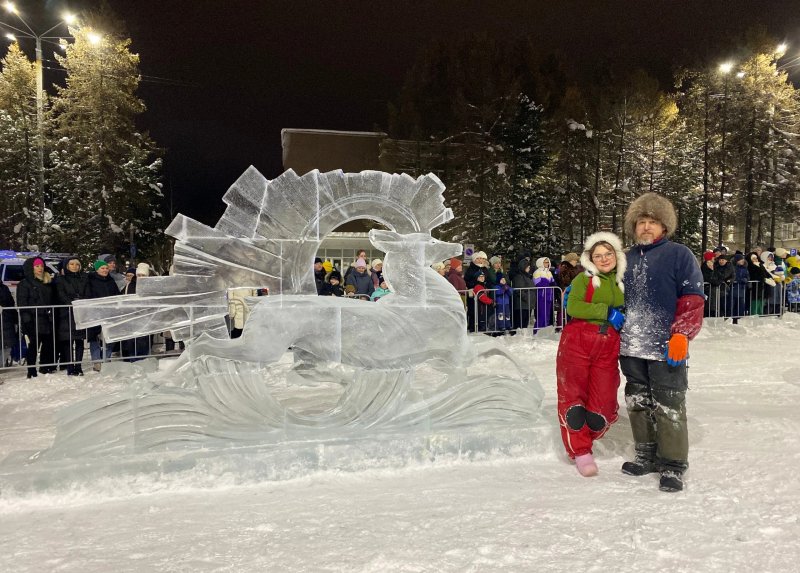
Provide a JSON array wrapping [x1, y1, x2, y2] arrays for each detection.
[[75, 365, 84, 376], [659, 470, 684, 492], [27, 367, 38, 379], [621, 442, 658, 476]]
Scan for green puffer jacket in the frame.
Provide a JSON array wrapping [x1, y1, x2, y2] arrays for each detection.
[[566, 271, 624, 325]]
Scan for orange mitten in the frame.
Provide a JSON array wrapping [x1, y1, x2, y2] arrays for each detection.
[[665, 333, 689, 366]]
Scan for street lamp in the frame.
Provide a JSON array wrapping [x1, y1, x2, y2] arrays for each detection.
[[717, 62, 735, 248], [1, 3, 75, 243]]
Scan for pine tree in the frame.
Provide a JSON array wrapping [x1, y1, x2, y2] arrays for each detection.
[[48, 23, 163, 259], [0, 43, 41, 249], [485, 95, 550, 255]]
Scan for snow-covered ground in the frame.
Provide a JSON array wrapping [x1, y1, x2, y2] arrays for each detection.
[[1, 315, 799, 572]]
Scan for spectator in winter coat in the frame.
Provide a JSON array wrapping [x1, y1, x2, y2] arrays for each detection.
[[533, 257, 555, 331], [701, 252, 733, 317], [313, 258, 326, 294], [464, 251, 491, 289], [446, 258, 467, 306], [488, 256, 503, 285], [345, 258, 375, 299], [87, 260, 120, 369], [120, 263, 152, 361], [787, 267, 800, 311], [17, 257, 56, 378], [432, 262, 446, 276], [99, 254, 127, 291], [511, 257, 534, 329], [370, 280, 392, 301], [747, 252, 775, 315], [344, 249, 369, 284], [54, 257, 89, 376], [371, 259, 384, 288], [320, 270, 344, 297], [728, 254, 750, 318], [557, 232, 626, 477], [0, 281, 18, 367], [556, 253, 581, 290], [493, 272, 513, 331], [471, 270, 494, 332], [619, 193, 705, 493]]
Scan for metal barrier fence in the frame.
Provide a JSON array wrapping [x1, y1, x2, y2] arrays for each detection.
[[459, 286, 567, 335], [2, 283, 797, 373], [702, 280, 791, 319], [0, 303, 184, 375]]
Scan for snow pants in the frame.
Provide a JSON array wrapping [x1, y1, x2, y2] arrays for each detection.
[[619, 356, 689, 473], [556, 320, 621, 458]]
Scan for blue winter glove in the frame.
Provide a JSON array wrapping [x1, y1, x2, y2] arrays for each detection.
[[562, 285, 571, 314], [607, 306, 625, 331]]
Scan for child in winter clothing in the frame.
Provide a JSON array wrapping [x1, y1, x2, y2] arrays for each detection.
[[556, 232, 626, 477], [533, 257, 555, 331], [370, 280, 392, 301], [321, 270, 345, 297], [493, 272, 513, 331], [472, 271, 494, 332]]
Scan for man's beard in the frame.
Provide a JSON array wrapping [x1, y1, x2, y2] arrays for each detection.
[[637, 236, 654, 245]]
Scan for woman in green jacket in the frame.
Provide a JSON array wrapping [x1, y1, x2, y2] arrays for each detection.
[[556, 232, 626, 477]]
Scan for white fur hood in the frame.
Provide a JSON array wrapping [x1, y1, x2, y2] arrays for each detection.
[[579, 231, 626, 292]]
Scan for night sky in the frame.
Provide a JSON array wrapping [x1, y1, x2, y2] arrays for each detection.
[[14, 1, 800, 225]]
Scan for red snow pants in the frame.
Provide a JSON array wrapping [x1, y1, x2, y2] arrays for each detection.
[[556, 319, 621, 458]]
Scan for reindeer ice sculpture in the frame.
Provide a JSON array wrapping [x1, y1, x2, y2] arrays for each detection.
[[37, 169, 543, 459]]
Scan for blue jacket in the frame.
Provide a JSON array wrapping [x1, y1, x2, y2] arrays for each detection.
[[621, 239, 704, 360]]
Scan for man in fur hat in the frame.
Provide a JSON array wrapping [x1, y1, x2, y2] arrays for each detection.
[[619, 193, 705, 492]]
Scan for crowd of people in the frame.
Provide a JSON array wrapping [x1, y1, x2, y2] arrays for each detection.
[[1, 254, 156, 378]]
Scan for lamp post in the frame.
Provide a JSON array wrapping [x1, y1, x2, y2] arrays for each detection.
[[717, 61, 734, 248], [1, 2, 75, 243]]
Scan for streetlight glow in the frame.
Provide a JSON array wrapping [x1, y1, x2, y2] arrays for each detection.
[[4, 32, 15, 41], [87, 32, 102, 44], [719, 62, 734, 74], [63, 13, 77, 25], [736, 71, 745, 78], [776, 43, 788, 56], [3, 2, 17, 14]]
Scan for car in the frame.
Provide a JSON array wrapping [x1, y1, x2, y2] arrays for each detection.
[[0, 250, 64, 301]]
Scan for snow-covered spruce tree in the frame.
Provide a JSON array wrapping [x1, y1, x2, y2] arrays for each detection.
[[0, 43, 42, 249], [48, 24, 163, 259], [484, 95, 550, 256]]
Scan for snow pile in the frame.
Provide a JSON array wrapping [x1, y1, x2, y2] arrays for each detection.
[[1, 317, 799, 572]]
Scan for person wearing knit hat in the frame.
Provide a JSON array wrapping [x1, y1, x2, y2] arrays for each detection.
[[702, 251, 715, 262], [371, 259, 384, 289], [93, 260, 109, 271], [322, 260, 333, 274], [619, 193, 705, 493], [345, 257, 374, 298], [787, 266, 800, 311], [136, 262, 151, 277], [464, 250, 490, 291], [17, 257, 56, 378], [557, 231, 626, 477], [445, 257, 467, 303]]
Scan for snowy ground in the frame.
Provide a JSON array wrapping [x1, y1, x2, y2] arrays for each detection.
[[1, 315, 800, 572]]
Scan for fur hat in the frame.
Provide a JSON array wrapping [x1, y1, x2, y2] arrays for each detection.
[[579, 231, 626, 292], [136, 262, 151, 277], [624, 193, 678, 241], [472, 251, 487, 262], [562, 252, 579, 264]]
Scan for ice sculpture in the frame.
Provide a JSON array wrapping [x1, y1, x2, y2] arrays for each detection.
[[6, 168, 543, 466]]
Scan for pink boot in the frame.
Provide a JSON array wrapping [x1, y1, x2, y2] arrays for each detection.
[[575, 453, 598, 477]]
